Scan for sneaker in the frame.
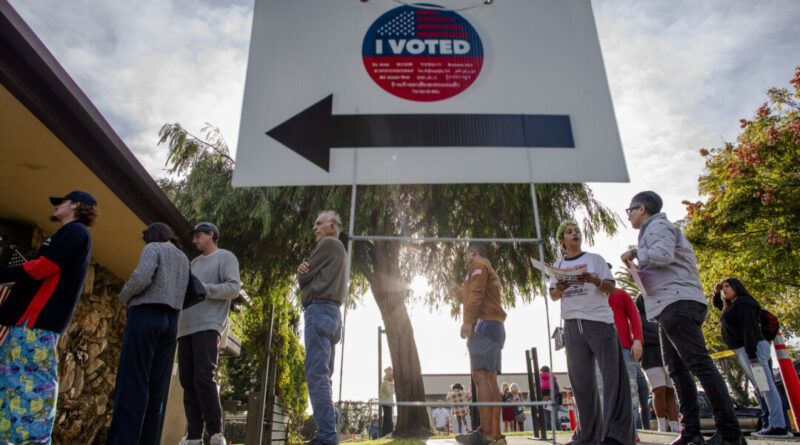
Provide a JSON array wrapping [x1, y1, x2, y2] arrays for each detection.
[[210, 433, 227, 445], [177, 438, 202, 445], [752, 426, 792, 438]]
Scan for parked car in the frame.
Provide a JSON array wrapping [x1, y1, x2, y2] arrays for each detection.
[[647, 392, 761, 434]]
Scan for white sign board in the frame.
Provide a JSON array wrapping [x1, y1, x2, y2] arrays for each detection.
[[233, 0, 628, 186]]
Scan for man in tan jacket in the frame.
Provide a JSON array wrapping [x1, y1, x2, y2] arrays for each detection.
[[448, 242, 507, 445]]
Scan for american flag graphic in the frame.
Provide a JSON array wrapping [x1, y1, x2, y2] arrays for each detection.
[[0, 247, 27, 346], [376, 8, 469, 39]]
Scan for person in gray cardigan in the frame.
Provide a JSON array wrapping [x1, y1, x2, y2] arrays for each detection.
[[107, 222, 190, 445], [177, 222, 241, 445], [621, 191, 744, 445]]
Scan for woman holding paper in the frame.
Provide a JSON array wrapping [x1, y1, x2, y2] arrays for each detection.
[[548, 220, 634, 445], [712, 277, 791, 438]]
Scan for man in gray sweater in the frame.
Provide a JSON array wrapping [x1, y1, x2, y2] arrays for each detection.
[[621, 192, 744, 445], [297, 211, 347, 445], [177, 222, 241, 445]]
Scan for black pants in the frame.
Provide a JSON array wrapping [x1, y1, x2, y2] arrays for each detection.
[[381, 405, 393, 436], [658, 300, 741, 440], [107, 305, 177, 445], [178, 330, 223, 439]]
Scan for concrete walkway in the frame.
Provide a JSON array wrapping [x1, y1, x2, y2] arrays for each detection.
[[426, 431, 800, 445]]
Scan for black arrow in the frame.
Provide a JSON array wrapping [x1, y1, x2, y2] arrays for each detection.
[[266, 94, 574, 172]]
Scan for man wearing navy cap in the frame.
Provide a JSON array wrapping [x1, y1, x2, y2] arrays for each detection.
[[176, 222, 240, 445], [0, 190, 97, 444]]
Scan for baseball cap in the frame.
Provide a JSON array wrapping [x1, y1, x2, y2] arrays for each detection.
[[49, 191, 97, 206], [192, 222, 219, 238]]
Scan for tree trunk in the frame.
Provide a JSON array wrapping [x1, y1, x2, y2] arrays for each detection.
[[355, 240, 432, 437]]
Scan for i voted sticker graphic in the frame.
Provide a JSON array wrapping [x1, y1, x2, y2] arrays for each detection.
[[362, 4, 484, 102]]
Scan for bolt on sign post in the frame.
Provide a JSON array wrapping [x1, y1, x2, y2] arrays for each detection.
[[773, 332, 800, 430], [234, 0, 628, 187]]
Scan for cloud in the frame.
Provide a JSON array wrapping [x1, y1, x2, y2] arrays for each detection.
[[592, 0, 800, 205], [9, 0, 253, 177]]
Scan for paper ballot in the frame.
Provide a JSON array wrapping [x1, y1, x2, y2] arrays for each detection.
[[624, 259, 648, 297], [751, 364, 770, 392], [530, 258, 587, 283]]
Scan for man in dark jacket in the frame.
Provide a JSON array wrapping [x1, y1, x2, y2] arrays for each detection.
[[297, 210, 347, 445], [0, 191, 97, 444]]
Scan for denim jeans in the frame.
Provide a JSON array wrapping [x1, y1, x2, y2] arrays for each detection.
[[304, 304, 342, 444], [734, 340, 787, 430], [108, 304, 177, 445], [658, 300, 741, 439]]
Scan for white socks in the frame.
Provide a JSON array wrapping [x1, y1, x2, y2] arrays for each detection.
[[657, 417, 667, 432], [669, 420, 680, 432]]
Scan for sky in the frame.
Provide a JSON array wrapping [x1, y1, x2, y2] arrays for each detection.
[[7, 0, 799, 404]]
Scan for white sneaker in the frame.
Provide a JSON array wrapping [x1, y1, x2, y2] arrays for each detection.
[[177, 438, 202, 445], [210, 433, 227, 445]]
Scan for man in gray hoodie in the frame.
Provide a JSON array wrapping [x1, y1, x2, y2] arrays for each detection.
[[177, 222, 241, 445], [621, 191, 744, 445]]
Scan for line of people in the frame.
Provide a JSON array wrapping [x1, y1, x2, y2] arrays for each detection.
[[286, 200, 790, 445], [0, 191, 242, 445]]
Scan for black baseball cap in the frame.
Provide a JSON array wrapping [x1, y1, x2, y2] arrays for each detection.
[[49, 191, 97, 206], [192, 222, 219, 238]]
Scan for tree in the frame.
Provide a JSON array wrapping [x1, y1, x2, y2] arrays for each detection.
[[157, 123, 620, 436], [683, 66, 800, 383]]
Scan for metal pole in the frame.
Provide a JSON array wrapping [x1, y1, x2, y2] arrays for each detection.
[[532, 348, 546, 439], [255, 305, 275, 445], [378, 326, 383, 433], [337, 179, 358, 403], [530, 182, 557, 445], [525, 349, 538, 437]]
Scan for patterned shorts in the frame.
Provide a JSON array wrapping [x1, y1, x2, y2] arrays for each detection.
[[0, 325, 59, 445]]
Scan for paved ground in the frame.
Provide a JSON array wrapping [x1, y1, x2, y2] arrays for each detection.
[[426, 431, 800, 445]]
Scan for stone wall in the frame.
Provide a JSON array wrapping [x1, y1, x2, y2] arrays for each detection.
[[52, 261, 126, 444]]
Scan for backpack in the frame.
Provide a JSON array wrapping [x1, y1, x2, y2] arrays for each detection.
[[760, 309, 780, 341]]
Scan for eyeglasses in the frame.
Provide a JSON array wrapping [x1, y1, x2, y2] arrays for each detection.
[[625, 205, 641, 216]]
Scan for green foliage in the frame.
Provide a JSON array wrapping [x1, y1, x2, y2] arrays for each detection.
[[683, 66, 800, 352], [612, 268, 638, 297]]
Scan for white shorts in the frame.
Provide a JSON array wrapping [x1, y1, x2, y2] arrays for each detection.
[[645, 366, 674, 389]]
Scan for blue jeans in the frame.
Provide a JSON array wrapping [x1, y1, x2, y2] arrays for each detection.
[[107, 304, 177, 445], [733, 340, 787, 430], [304, 304, 342, 444]]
